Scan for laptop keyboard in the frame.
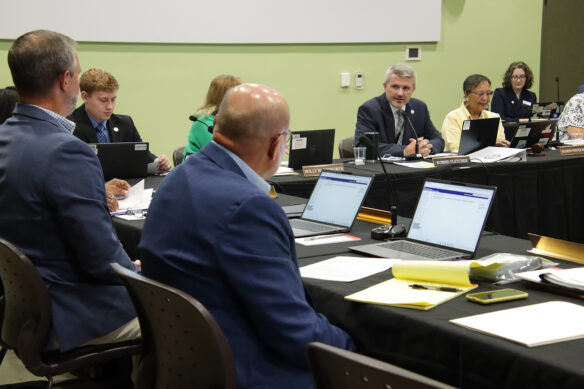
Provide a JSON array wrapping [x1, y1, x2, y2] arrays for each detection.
[[379, 240, 461, 259], [289, 219, 337, 233]]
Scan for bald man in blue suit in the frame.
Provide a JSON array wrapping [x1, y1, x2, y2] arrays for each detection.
[[139, 83, 355, 389]]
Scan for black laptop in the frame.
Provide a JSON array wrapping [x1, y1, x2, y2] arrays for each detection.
[[509, 119, 557, 149], [289, 171, 373, 238], [288, 129, 335, 170], [458, 117, 500, 155], [90, 142, 149, 180], [349, 179, 496, 260]]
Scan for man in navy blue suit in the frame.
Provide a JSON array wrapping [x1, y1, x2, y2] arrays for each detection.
[[0, 30, 139, 351], [139, 83, 355, 389], [355, 63, 444, 157]]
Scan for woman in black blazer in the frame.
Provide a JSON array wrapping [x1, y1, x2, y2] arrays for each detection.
[[491, 61, 537, 122]]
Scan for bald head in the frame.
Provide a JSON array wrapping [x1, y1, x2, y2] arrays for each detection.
[[213, 83, 290, 178], [214, 83, 289, 142]]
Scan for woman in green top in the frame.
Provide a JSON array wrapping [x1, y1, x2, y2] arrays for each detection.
[[183, 74, 242, 160]]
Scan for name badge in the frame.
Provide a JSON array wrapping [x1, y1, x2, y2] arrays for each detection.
[[522, 100, 532, 107]]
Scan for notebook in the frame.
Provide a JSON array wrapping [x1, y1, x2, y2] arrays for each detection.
[[458, 117, 500, 155], [289, 171, 373, 238], [288, 129, 335, 170], [508, 120, 557, 149], [349, 179, 496, 260], [89, 142, 149, 180]]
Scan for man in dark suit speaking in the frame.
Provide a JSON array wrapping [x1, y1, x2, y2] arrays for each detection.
[[354, 63, 444, 157], [68, 68, 171, 173]]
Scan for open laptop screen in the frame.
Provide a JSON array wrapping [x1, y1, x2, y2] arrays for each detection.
[[301, 171, 372, 228], [288, 129, 335, 170], [408, 180, 496, 253]]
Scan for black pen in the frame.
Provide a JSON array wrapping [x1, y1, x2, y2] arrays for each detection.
[[409, 284, 462, 292]]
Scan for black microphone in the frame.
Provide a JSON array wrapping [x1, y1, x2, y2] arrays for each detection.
[[189, 115, 214, 133], [547, 77, 564, 147], [359, 135, 407, 239], [400, 110, 423, 160]]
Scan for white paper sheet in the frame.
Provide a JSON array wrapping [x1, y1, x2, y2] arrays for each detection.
[[300, 256, 398, 282]]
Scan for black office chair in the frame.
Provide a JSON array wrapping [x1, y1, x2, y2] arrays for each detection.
[[307, 342, 456, 389], [172, 146, 185, 167], [338, 137, 355, 158], [0, 238, 141, 389], [111, 263, 237, 389]]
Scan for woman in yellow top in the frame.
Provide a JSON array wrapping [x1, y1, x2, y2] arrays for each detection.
[[441, 74, 510, 152]]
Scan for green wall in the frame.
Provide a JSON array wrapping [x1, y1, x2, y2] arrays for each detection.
[[0, 0, 542, 159]]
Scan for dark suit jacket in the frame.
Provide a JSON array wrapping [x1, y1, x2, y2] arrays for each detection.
[[355, 94, 444, 157], [0, 104, 138, 351], [68, 104, 156, 162], [491, 87, 537, 122], [139, 142, 355, 389]]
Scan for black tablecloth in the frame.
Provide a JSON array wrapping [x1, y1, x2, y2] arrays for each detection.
[[113, 180, 584, 388], [270, 150, 584, 243], [298, 222, 584, 389]]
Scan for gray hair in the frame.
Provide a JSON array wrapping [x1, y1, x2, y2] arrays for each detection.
[[8, 30, 77, 98], [384, 63, 417, 85]]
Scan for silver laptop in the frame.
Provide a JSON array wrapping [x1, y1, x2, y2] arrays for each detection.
[[289, 171, 373, 238], [349, 179, 496, 260]]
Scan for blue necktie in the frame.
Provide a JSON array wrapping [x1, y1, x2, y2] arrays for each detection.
[[96, 123, 110, 143]]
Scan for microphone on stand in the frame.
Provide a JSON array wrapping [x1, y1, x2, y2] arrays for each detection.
[[189, 115, 214, 133], [548, 77, 564, 147], [401, 110, 423, 160], [359, 135, 407, 239]]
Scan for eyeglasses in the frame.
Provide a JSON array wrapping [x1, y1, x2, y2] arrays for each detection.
[[511, 75, 526, 80], [472, 91, 494, 98], [273, 128, 291, 143]]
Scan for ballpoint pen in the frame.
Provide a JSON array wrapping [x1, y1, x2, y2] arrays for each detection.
[[409, 284, 462, 292], [303, 233, 345, 241]]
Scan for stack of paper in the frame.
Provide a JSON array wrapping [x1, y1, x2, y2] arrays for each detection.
[[467, 146, 526, 163], [451, 301, 584, 347], [345, 260, 477, 310], [112, 179, 153, 218], [541, 267, 584, 291]]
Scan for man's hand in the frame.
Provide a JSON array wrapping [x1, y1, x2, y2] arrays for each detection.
[[155, 155, 171, 173], [405, 137, 432, 157], [496, 139, 511, 147], [105, 178, 130, 212]]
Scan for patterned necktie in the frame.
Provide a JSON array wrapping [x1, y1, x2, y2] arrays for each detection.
[[96, 123, 110, 143], [395, 110, 404, 144]]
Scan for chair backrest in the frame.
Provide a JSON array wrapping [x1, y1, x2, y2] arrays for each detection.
[[173, 146, 185, 167], [0, 238, 53, 370], [0, 239, 141, 384], [306, 342, 456, 389], [111, 263, 237, 389], [338, 137, 355, 158]]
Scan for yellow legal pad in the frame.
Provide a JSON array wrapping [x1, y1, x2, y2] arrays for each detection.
[[345, 260, 478, 310]]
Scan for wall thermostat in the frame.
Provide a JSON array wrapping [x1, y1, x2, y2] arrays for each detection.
[[355, 72, 364, 89]]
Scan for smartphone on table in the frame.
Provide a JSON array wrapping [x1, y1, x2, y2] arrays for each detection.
[[466, 289, 528, 304]]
